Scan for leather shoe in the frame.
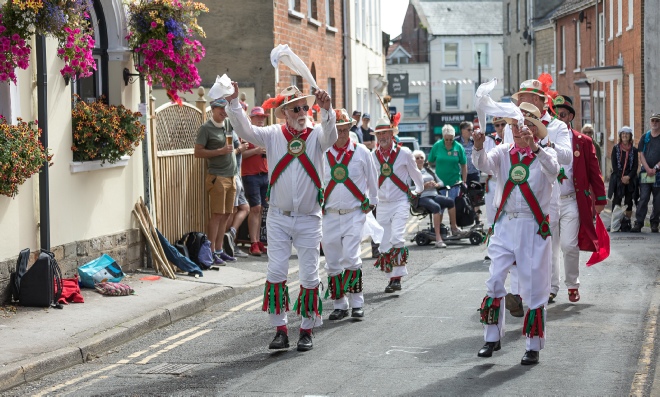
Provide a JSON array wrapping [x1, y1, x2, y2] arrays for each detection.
[[568, 289, 580, 302], [521, 350, 539, 365], [297, 331, 313, 351], [351, 307, 364, 318], [391, 278, 402, 291], [328, 309, 349, 320], [384, 280, 395, 293], [477, 341, 501, 357], [548, 292, 556, 303], [505, 293, 524, 317], [268, 330, 289, 349]]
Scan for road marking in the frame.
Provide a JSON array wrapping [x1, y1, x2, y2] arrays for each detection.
[[630, 275, 660, 396], [136, 329, 212, 365], [386, 349, 429, 355], [404, 316, 452, 319], [33, 364, 121, 397]]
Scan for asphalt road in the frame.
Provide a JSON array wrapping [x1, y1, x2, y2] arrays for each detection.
[[4, 229, 660, 396]]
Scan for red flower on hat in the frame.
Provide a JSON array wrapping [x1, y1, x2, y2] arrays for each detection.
[[262, 95, 286, 110]]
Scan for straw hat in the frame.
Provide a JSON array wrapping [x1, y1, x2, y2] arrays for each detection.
[[260, 86, 316, 119], [335, 108, 356, 126], [503, 102, 548, 140], [370, 116, 399, 135], [511, 79, 549, 103]]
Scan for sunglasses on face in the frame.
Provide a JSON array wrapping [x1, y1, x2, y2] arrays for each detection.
[[288, 105, 310, 113], [558, 112, 569, 118]]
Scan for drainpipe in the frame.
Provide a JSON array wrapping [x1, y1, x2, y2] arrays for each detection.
[[36, 35, 50, 250], [343, 0, 350, 110]]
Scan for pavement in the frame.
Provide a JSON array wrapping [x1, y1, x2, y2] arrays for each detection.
[[0, 255, 285, 393]]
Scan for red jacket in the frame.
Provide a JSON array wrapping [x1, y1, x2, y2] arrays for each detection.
[[570, 129, 607, 252]]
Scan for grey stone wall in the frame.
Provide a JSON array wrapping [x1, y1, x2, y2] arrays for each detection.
[[645, 0, 660, 128], [0, 229, 144, 303]]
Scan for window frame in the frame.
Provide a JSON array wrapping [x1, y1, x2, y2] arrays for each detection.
[[560, 25, 566, 72], [444, 83, 459, 109], [403, 94, 420, 118], [325, 0, 335, 27], [473, 42, 490, 68], [307, 0, 318, 22], [575, 20, 581, 71], [443, 42, 460, 68], [627, 0, 633, 30], [617, 0, 622, 35], [73, 0, 108, 104]]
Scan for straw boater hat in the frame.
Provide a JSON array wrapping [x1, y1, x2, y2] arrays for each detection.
[[335, 108, 356, 126], [370, 116, 399, 135], [503, 102, 548, 140], [261, 86, 316, 119], [492, 116, 505, 123]]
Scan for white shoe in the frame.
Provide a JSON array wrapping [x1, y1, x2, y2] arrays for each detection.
[[435, 241, 447, 248]]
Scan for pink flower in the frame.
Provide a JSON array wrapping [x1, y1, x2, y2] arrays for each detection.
[[151, 21, 158, 28]]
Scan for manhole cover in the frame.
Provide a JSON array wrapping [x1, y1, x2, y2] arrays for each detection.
[[612, 237, 647, 240], [140, 363, 198, 375]]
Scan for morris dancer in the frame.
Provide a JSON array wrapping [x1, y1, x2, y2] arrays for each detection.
[[226, 83, 336, 352], [371, 116, 424, 293], [551, 95, 607, 302], [473, 103, 559, 365], [322, 109, 378, 320]]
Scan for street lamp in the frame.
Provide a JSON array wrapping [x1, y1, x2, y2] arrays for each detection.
[[123, 51, 145, 86]]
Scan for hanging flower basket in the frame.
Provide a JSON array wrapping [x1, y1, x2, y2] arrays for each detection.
[[0, 0, 97, 83], [126, 0, 208, 105], [0, 116, 53, 198], [71, 96, 146, 164]]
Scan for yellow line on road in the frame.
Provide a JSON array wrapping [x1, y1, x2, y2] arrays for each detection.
[[33, 364, 121, 397], [630, 276, 660, 396], [136, 329, 212, 365]]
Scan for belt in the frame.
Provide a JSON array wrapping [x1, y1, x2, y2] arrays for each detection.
[[503, 211, 535, 220], [560, 192, 576, 199], [271, 207, 306, 217], [325, 207, 360, 215]]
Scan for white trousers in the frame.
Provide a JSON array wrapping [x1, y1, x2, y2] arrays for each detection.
[[486, 182, 519, 295], [550, 197, 580, 294], [376, 199, 410, 278], [322, 210, 366, 309], [266, 208, 323, 329], [483, 215, 552, 351]]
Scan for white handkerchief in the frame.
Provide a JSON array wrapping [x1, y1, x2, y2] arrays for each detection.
[[208, 74, 234, 100]]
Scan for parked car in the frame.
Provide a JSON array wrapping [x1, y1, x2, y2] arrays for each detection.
[[397, 136, 420, 152]]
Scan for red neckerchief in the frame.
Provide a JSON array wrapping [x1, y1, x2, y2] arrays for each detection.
[[495, 136, 503, 144], [332, 139, 351, 161], [284, 123, 309, 139]]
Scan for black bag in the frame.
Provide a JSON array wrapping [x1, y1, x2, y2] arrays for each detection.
[[620, 216, 632, 232], [455, 194, 477, 227], [177, 232, 212, 270], [12, 249, 63, 308]]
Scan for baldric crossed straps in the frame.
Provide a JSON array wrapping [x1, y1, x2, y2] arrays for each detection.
[[267, 125, 324, 207], [485, 149, 551, 243], [375, 144, 411, 199], [324, 149, 370, 211]]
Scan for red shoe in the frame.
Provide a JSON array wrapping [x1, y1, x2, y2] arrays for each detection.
[[568, 289, 580, 302], [258, 241, 267, 254], [249, 242, 262, 256]]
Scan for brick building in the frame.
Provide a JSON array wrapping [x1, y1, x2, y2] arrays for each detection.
[[155, 0, 345, 112]]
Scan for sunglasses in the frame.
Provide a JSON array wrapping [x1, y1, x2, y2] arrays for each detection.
[[558, 112, 570, 118], [288, 105, 310, 113], [494, 123, 506, 128]]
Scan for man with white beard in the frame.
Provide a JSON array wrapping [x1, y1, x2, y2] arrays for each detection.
[[226, 83, 336, 352]]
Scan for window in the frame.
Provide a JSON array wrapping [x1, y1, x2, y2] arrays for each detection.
[[617, 0, 622, 35], [627, 0, 633, 29], [473, 43, 489, 68], [516, 0, 520, 31], [289, 0, 301, 12], [443, 43, 459, 67], [609, 0, 613, 39], [525, 51, 529, 79], [361, 0, 367, 42], [575, 21, 581, 69], [326, 0, 335, 27], [355, 0, 361, 41], [506, 3, 510, 33], [307, 0, 317, 20], [444, 84, 458, 108], [560, 26, 566, 71], [404, 95, 419, 118], [328, 78, 336, 108], [599, 13, 605, 65], [581, 99, 591, 126], [291, 75, 303, 90]]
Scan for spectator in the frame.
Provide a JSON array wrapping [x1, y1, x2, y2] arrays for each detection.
[[581, 124, 601, 167], [411, 150, 454, 248], [224, 130, 250, 258], [456, 121, 481, 222], [241, 106, 270, 256], [632, 113, 660, 233], [608, 126, 638, 232], [350, 110, 362, 143], [194, 98, 237, 265], [360, 113, 375, 150], [427, 124, 466, 235]]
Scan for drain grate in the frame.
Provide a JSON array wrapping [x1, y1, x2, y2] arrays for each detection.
[[611, 236, 647, 241], [140, 363, 198, 375]]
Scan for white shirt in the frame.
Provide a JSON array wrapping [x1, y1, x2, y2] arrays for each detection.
[[558, 130, 575, 196], [372, 145, 424, 203], [472, 144, 559, 214], [323, 142, 378, 210], [226, 98, 337, 216], [483, 134, 504, 179]]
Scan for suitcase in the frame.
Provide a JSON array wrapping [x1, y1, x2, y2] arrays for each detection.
[[16, 250, 63, 308]]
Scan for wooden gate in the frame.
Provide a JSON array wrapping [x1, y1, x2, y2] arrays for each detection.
[[150, 95, 209, 242]]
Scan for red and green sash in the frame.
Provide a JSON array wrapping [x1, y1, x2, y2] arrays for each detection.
[[267, 125, 324, 206], [375, 144, 410, 198], [486, 150, 551, 242], [324, 150, 369, 211]]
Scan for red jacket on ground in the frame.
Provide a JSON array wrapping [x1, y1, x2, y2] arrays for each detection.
[[570, 129, 607, 252]]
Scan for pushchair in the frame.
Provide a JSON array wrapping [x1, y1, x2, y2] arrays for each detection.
[[410, 181, 486, 246]]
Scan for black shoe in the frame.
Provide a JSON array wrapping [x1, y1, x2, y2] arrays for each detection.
[[384, 280, 395, 293], [297, 332, 313, 352], [652, 223, 659, 233], [268, 330, 289, 350], [351, 307, 364, 318], [391, 278, 402, 291], [521, 350, 539, 365], [477, 341, 501, 357], [631, 223, 643, 233], [505, 293, 524, 317], [484, 255, 491, 261], [548, 292, 556, 303], [328, 309, 349, 320]]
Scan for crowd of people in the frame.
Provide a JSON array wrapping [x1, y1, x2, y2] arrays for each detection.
[[193, 70, 657, 366]]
